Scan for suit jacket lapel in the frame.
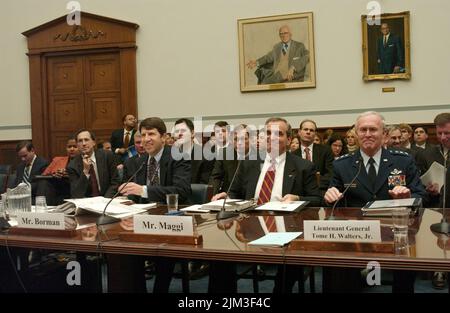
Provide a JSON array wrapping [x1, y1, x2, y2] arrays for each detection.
[[137, 154, 149, 185], [95, 150, 106, 192], [159, 147, 170, 186], [374, 149, 393, 194], [247, 161, 262, 199], [282, 153, 296, 195]]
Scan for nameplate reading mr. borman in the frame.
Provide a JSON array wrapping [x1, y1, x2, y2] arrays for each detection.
[[303, 220, 381, 243], [134, 215, 194, 236], [16, 212, 65, 230]]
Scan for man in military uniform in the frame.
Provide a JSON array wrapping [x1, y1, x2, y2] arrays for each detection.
[[324, 111, 426, 293]]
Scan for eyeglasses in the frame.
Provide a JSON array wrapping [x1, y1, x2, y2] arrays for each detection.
[[279, 32, 289, 36]]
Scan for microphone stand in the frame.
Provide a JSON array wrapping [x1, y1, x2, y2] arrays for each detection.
[[430, 150, 449, 234], [216, 160, 242, 221], [97, 161, 146, 226], [326, 157, 363, 220]]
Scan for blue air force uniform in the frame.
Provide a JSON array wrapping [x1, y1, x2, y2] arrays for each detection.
[[329, 148, 426, 207]]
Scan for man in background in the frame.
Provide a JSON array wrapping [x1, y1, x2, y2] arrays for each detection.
[[110, 114, 137, 162], [13, 141, 49, 201]]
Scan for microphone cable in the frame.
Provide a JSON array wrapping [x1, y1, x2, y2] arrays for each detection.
[[4, 228, 28, 293]]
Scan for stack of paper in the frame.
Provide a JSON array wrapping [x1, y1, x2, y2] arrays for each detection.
[[248, 232, 302, 247], [254, 201, 308, 212], [201, 199, 254, 212]]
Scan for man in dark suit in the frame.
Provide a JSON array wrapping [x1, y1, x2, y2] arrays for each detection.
[[13, 141, 49, 201], [416, 113, 450, 289], [294, 119, 334, 191], [377, 23, 404, 74], [122, 131, 146, 182], [212, 117, 321, 293], [412, 126, 435, 153], [325, 111, 426, 293], [209, 121, 238, 195], [119, 117, 191, 293], [110, 114, 137, 162], [173, 118, 214, 184], [67, 129, 120, 198]]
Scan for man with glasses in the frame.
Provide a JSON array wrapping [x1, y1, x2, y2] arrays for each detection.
[[246, 25, 310, 84]]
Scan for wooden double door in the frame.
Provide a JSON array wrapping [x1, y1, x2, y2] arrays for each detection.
[[47, 51, 122, 157]]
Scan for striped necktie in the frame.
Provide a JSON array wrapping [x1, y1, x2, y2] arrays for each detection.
[[23, 164, 31, 186], [257, 162, 275, 205], [282, 43, 288, 55], [264, 215, 277, 232]]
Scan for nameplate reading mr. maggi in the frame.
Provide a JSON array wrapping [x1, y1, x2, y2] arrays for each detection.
[[134, 215, 194, 236], [16, 212, 65, 230], [303, 220, 381, 243]]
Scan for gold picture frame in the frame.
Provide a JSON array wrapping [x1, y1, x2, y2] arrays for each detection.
[[238, 12, 316, 92], [362, 11, 411, 81]]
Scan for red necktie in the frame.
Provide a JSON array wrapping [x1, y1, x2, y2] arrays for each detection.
[[264, 215, 277, 232], [257, 164, 275, 205], [89, 164, 100, 197], [304, 147, 311, 161]]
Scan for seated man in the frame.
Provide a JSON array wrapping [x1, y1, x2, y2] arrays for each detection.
[[118, 117, 191, 293], [212, 117, 321, 293], [67, 129, 120, 198], [13, 141, 49, 202], [36, 137, 79, 205], [324, 111, 426, 293]]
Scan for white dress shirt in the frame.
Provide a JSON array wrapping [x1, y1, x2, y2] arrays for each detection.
[[254, 152, 286, 202], [300, 143, 314, 162]]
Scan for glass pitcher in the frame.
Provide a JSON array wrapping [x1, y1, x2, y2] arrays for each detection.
[[6, 182, 32, 218]]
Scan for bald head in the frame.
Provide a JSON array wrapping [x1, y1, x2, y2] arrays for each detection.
[[279, 25, 292, 43]]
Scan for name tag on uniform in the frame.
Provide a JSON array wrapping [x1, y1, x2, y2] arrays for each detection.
[[344, 183, 357, 188]]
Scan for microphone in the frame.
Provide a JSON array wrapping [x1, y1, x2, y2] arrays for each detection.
[[430, 149, 449, 234], [216, 160, 242, 221], [326, 156, 363, 220], [97, 159, 146, 226]]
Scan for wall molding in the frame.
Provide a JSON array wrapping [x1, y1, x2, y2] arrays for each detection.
[[162, 104, 450, 122]]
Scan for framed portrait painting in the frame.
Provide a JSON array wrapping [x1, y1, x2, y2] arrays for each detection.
[[238, 12, 316, 92], [362, 11, 411, 81]]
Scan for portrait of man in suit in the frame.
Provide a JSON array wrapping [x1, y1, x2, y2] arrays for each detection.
[[239, 12, 316, 91], [363, 12, 410, 81], [376, 23, 404, 74]]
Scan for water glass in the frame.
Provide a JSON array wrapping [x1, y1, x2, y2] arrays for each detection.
[[166, 194, 179, 212], [393, 230, 409, 256], [392, 208, 410, 231], [35, 196, 48, 213]]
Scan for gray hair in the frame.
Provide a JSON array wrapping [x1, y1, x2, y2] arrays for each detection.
[[355, 111, 386, 129]]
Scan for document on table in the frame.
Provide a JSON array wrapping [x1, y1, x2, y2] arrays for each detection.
[[180, 205, 210, 213], [254, 201, 308, 212], [420, 161, 445, 190], [248, 232, 302, 247], [364, 198, 417, 209]]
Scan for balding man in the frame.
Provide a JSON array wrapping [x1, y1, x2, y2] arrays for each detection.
[[246, 25, 310, 84]]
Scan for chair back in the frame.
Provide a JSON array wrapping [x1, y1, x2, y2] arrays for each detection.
[[0, 165, 12, 175], [7, 174, 16, 189], [0, 174, 7, 193], [188, 184, 211, 204]]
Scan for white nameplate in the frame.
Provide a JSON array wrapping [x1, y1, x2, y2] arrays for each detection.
[[16, 212, 65, 230], [303, 220, 381, 243], [134, 215, 194, 236]]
